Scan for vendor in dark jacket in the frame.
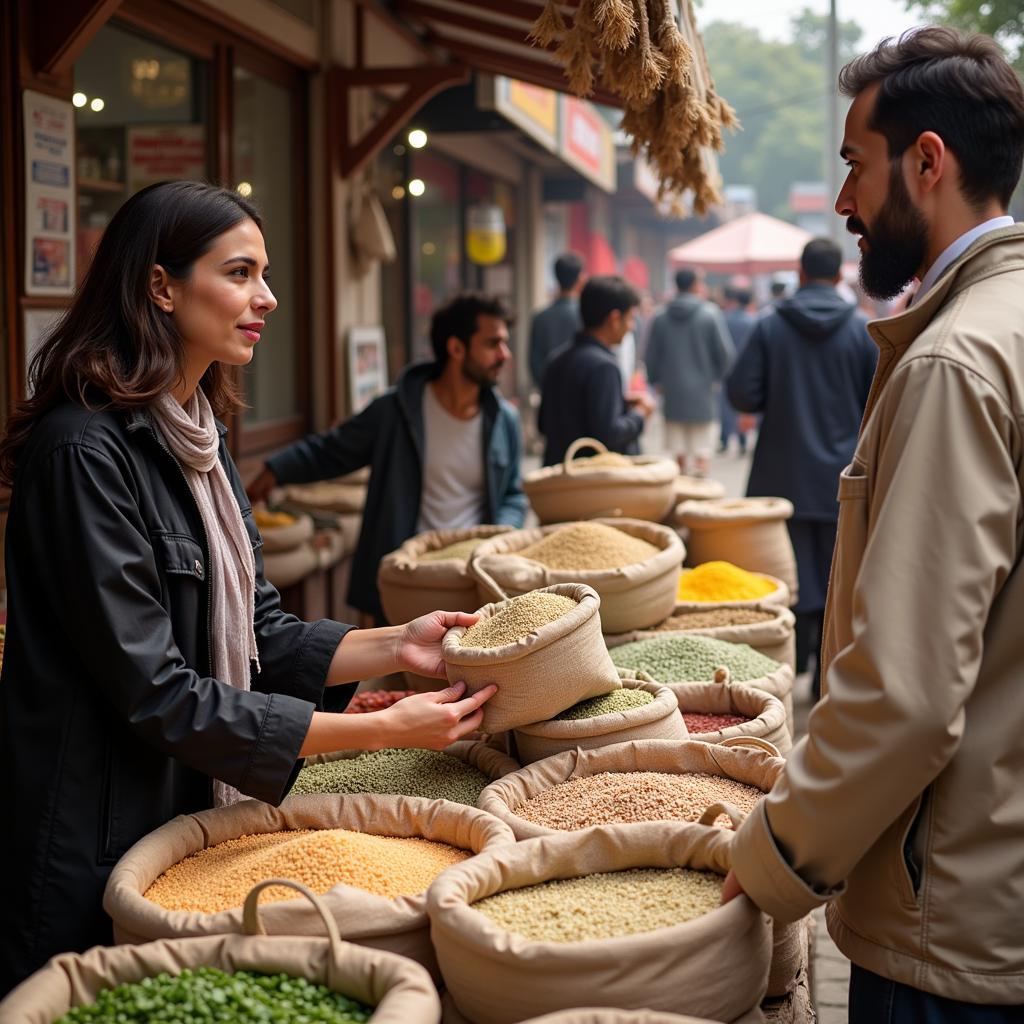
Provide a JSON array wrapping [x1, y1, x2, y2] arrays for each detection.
[[726, 237, 876, 695], [248, 294, 527, 622], [0, 182, 495, 997], [538, 276, 654, 465]]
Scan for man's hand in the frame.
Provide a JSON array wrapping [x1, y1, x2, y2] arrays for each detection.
[[628, 392, 656, 418], [378, 680, 497, 749], [397, 609, 480, 679], [247, 466, 278, 505], [721, 869, 746, 905]]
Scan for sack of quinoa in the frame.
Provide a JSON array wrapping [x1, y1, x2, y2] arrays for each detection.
[[523, 437, 678, 525], [427, 820, 771, 1024], [512, 670, 688, 765], [667, 682, 791, 755], [0, 879, 439, 1024], [441, 584, 622, 734], [377, 525, 517, 626], [674, 499, 799, 604], [469, 519, 684, 634], [298, 740, 521, 808], [103, 793, 514, 983]]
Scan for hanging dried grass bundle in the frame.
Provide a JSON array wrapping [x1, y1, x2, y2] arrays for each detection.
[[650, 0, 693, 82], [555, 0, 599, 95], [593, 0, 638, 50], [529, 0, 568, 47]]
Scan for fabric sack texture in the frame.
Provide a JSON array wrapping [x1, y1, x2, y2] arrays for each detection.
[[469, 520, 684, 634], [262, 541, 319, 588], [378, 525, 516, 626], [282, 480, 368, 514], [512, 671, 688, 765], [523, 437, 678, 525], [0, 880, 440, 1024], [103, 793, 515, 982], [674, 499, 798, 604], [604, 603, 796, 672], [426, 821, 771, 1024], [442, 995, 766, 1024], [671, 475, 727, 506], [258, 511, 315, 554], [442, 583, 622, 734], [666, 682, 791, 755]]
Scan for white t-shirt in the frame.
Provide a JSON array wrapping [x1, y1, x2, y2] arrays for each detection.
[[416, 383, 486, 532]]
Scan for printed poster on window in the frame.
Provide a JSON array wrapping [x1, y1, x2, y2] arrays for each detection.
[[24, 90, 76, 296], [127, 124, 206, 194], [347, 327, 387, 414]]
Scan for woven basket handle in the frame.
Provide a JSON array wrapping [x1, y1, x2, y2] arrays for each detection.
[[698, 800, 747, 829], [466, 553, 509, 604], [718, 735, 782, 758], [242, 879, 342, 952], [565, 437, 608, 475]]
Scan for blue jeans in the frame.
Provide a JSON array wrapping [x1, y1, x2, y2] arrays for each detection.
[[849, 964, 1024, 1023]]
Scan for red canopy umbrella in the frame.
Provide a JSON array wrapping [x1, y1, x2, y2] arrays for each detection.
[[668, 212, 814, 276]]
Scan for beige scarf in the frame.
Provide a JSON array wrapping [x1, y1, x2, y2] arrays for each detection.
[[151, 390, 260, 807]]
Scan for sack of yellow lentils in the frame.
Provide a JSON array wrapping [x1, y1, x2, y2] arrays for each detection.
[[674, 499, 799, 604], [427, 820, 771, 1024], [667, 681, 791, 755], [468, 520, 683, 634], [103, 793, 514, 983], [675, 561, 790, 609], [377, 525, 517, 627], [523, 437, 678, 525], [1, 879, 440, 1024], [442, 584, 622, 734], [512, 670, 688, 765]]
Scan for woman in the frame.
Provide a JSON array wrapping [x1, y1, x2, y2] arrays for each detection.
[[0, 181, 495, 994]]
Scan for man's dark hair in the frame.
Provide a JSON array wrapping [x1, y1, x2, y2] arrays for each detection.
[[430, 293, 513, 366], [728, 286, 754, 307], [675, 267, 699, 292], [554, 252, 584, 291], [801, 237, 843, 281], [839, 27, 1024, 208], [770, 281, 787, 298], [579, 276, 640, 331]]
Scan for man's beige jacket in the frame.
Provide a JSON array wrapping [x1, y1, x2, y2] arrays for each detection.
[[732, 225, 1024, 1003]]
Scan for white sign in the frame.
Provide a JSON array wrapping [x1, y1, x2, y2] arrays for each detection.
[[347, 326, 387, 414]]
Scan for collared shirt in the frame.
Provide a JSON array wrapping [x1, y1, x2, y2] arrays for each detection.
[[915, 216, 1015, 301]]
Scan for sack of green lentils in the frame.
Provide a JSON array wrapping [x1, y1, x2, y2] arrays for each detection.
[[523, 437, 679, 525], [427, 820, 771, 1024], [441, 583, 622, 734], [512, 670, 688, 765], [674, 499, 799, 605], [468, 519, 684, 634], [667, 682, 791, 755], [103, 793, 515, 984], [377, 525, 517, 627], [0, 879, 440, 1024]]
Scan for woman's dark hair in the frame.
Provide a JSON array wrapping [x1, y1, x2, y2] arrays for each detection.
[[0, 181, 262, 485], [579, 276, 640, 331], [839, 27, 1024, 209], [429, 292, 513, 367]]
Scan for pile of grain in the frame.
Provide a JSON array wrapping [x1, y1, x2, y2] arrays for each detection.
[[554, 689, 655, 721], [419, 538, 485, 562], [459, 592, 577, 649], [610, 635, 780, 682], [652, 608, 778, 631], [677, 562, 778, 602], [518, 523, 659, 571]]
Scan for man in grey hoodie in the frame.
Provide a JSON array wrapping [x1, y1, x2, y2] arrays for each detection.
[[646, 267, 734, 476]]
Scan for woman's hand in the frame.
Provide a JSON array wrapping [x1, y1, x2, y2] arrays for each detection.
[[378, 681, 497, 749], [397, 609, 479, 679]]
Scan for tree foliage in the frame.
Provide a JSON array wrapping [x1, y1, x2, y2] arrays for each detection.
[[904, 0, 1024, 64]]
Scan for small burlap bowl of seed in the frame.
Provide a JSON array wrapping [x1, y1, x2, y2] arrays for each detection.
[[1, 880, 440, 1024], [297, 740, 521, 808], [426, 821, 771, 1024], [469, 519, 683, 634], [512, 670, 688, 765], [442, 584, 622, 734], [523, 437, 679, 525], [668, 681, 791, 754], [103, 793, 515, 983], [377, 525, 516, 626]]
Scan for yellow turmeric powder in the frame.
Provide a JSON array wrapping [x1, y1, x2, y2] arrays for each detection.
[[676, 561, 777, 602]]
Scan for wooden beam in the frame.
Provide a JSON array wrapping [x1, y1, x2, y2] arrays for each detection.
[[33, 0, 122, 77], [395, 0, 552, 52]]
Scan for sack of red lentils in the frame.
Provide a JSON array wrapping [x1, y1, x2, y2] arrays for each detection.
[[512, 671, 688, 765], [377, 525, 517, 627], [103, 793, 514, 983], [523, 437, 678, 525], [441, 583, 622, 734], [666, 682, 791, 755], [427, 820, 771, 1024], [468, 520, 684, 634], [674, 499, 798, 604], [1, 880, 440, 1024]]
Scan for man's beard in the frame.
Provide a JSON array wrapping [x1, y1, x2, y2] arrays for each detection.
[[848, 163, 928, 301], [461, 355, 502, 387]]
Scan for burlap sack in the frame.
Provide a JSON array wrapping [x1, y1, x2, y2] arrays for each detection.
[[258, 511, 315, 553], [427, 821, 771, 1024], [0, 880, 439, 1024], [469, 520, 684, 634], [521, 1009, 764, 1024], [523, 437, 678, 525], [512, 671, 688, 765], [672, 475, 727, 505], [378, 525, 516, 626], [282, 480, 368, 514], [103, 793, 515, 982], [262, 541, 319, 588], [666, 682, 791, 755], [477, 738, 785, 842], [674, 499, 798, 604], [675, 572, 791, 611], [442, 584, 622, 733], [605, 604, 796, 672]]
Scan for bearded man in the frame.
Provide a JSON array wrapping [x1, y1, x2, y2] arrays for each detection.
[[247, 293, 526, 622], [722, 27, 1024, 1022]]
